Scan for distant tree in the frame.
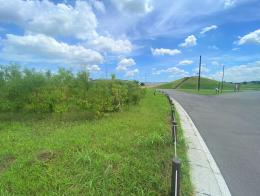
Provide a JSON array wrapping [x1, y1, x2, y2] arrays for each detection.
[[111, 74, 116, 80]]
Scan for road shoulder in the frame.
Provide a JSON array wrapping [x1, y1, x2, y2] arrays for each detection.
[[170, 97, 231, 196]]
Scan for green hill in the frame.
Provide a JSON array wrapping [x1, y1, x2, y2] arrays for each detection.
[[157, 76, 234, 90], [156, 77, 189, 89]]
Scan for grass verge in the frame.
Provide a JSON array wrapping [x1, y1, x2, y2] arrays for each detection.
[[0, 90, 192, 195], [173, 105, 193, 195], [179, 89, 235, 95]]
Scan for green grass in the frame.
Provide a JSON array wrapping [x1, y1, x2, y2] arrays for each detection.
[[0, 90, 193, 195], [178, 77, 234, 90], [156, 77, 260, 92], [179, 89, 235, 95], [240, 83, 260, 90], [171, 104, 193, 195], [157, 77, 234, 90], [157, 76, 260, 95], [156, 78, 188, 89]]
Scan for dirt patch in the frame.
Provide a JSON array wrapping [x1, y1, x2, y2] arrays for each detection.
[[0, 155, 16, 172], [36, 150, 56, 162]]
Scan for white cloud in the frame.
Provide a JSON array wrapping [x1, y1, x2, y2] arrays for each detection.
[[224, 0, 236, 8], [112, 0, 153, 14], [237, 29, 260, 45], [151, 48, 181, 56], [0, 0, 98, 40], [200, 25, 218, 34], [179, 35, 197, 47], [166, 67, 189, 75], [116, 58, 136, 71], [153, 67, 188, 77], [1, 34, 103, 65], [89, 0, 106, 13], [87, 64, 101, 72], [211, 61, 260, 82], [179, 60, 193, 66], [125, 68, 139, 77], [90, 35, 132, 53]]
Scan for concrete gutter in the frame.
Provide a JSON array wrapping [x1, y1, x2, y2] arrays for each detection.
[[170, 97, 232, 196]]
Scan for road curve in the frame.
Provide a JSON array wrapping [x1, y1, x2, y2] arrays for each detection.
[[163, 90, 260, 196]]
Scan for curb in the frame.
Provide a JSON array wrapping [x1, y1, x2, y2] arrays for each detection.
[[170, 96, 232, 196]]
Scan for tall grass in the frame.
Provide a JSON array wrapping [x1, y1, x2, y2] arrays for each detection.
[[0, 90, 181, 195]]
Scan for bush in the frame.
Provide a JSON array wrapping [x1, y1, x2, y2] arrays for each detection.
[[0, 65, 145, 118]]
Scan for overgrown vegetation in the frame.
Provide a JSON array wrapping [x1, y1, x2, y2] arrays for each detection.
[[0, 90, 195, 195], [0, 65, 145, 118]]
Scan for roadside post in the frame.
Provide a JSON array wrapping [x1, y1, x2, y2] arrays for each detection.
[[171, 158, 181, 196]]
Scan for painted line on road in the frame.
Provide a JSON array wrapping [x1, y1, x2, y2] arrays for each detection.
[[170, 96, 232, 196]]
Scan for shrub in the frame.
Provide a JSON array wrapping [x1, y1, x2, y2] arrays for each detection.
[[0, 65, 145, 118]]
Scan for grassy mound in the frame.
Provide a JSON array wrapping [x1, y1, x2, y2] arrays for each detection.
[[156, 77, 189, 89], [157, 76, 234, 90]]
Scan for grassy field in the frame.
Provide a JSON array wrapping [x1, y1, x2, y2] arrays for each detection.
[[240, 83, 260, 91], [0, 90, 192, 195]]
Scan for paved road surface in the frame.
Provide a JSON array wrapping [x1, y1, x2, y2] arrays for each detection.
[[163, 90, 260, 196]]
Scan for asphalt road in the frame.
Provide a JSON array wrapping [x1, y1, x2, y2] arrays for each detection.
[[163, 90, 260, 196]]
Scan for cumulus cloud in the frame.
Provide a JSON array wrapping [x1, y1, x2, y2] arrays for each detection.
[[125, 68, 139, 77], [89, 0, 106, 13], [90, 35, 133, 53], [179, 35, 197, 47], [166, 67, 189, 75], [0, 0, 98, 40], [116, 58, 139, 77], [87, 64, 101, 72], [116, 58, 136, 71], [179, 60, 193, 66], [151, 48, 181, 56], [211, 61, 260, 82], [236, 29, 260, 45], [112, 0, 153, 14], [200, 25, 218, 34], [1, 34, 103, 65], [153, 67, 188, 77]]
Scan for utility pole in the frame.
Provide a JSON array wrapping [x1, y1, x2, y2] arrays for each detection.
[[221, 64, 225, 93], [197, 55, 202, 91]]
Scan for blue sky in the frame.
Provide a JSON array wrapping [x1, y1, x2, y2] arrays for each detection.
[[0, 0, 259, 82]]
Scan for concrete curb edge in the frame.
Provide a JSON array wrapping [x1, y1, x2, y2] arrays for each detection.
[[170, 97, 232, 196]]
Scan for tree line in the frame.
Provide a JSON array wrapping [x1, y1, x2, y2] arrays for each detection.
[[0, 65, 145, 117]]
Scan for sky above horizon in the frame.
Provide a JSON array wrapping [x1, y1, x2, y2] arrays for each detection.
[[0, 0, 260, 82]]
